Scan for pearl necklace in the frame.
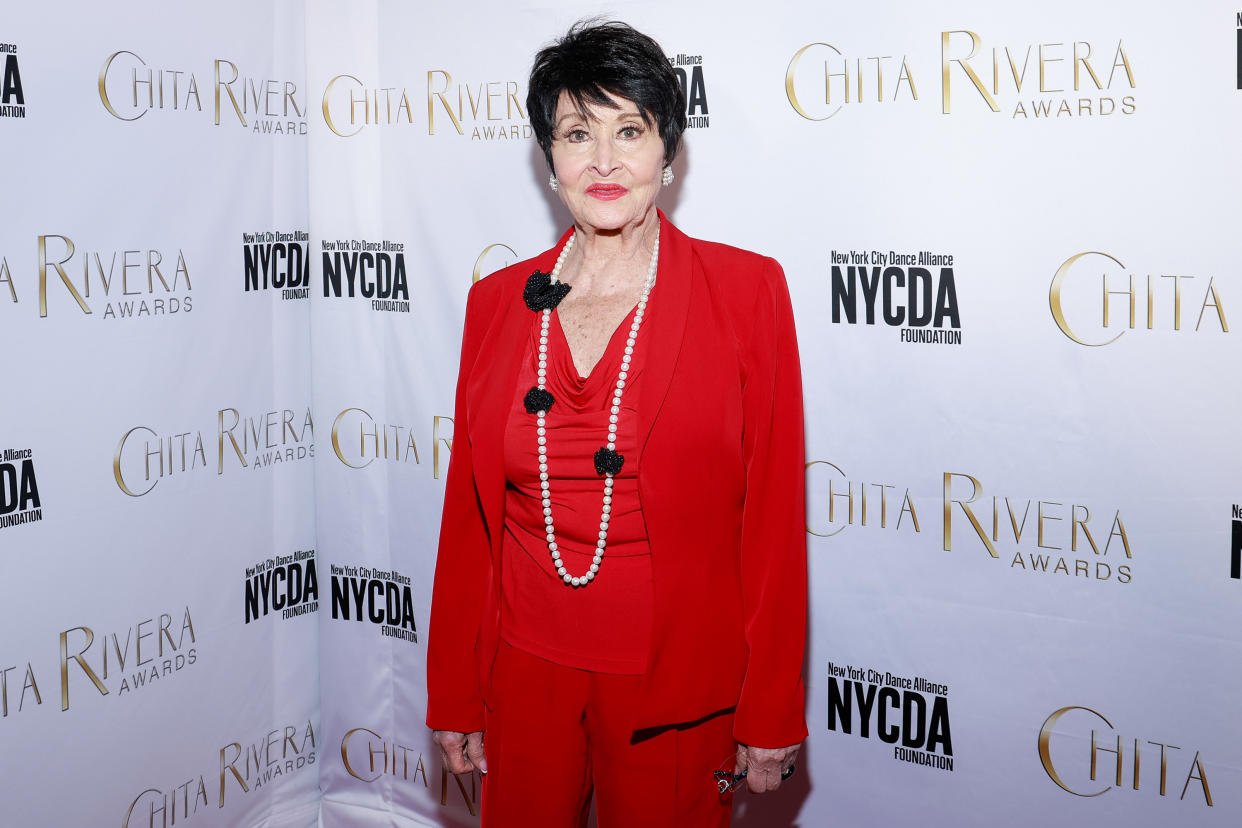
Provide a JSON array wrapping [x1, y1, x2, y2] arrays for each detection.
[[534, 229, 660, 587]]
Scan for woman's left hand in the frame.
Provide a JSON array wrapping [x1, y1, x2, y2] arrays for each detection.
[[735, 741, 800, 794]]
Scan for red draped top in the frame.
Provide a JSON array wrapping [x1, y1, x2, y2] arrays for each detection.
[[499, 301, 655, 674]]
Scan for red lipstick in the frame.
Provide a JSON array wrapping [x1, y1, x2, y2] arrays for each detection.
[[585, 183, 628, 200]]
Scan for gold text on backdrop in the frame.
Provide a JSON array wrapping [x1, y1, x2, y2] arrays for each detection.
[[1039, 707, 1212, 804]]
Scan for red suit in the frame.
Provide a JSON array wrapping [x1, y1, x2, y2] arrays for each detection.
[[427, 212, 808, 752]]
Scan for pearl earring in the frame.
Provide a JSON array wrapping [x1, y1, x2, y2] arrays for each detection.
[[661, 167, 674, 186], [548, 173, 559, 192]]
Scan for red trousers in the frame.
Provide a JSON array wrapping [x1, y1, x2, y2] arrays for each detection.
[[482, 641, 736, 828]]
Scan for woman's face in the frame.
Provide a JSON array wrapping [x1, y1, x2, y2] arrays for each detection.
[[549, 91, 666, 235]]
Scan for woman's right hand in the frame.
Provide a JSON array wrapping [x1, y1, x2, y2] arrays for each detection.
[[433, 729, 488, 775]]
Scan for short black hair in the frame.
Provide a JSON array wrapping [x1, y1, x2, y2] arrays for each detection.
[[527, 20, 687, 170]]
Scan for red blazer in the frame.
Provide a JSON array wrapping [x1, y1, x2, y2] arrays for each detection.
[[426, 212, 808, 749]]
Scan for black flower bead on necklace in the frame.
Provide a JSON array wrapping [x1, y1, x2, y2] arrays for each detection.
[[524, 269, 572, 312]]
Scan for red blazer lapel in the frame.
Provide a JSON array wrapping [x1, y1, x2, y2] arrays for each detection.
[[637, 211, 692, 459]]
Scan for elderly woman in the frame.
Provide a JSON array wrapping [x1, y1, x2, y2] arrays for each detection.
[[427, 20, 807, 827]]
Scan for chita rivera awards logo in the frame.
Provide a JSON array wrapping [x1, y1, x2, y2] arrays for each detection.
[[829, 247, 962, 344], [122, 719, 317, 827], [244, 550, 318, 624], [1049, 252, 1229, 346], [340, 726, 480, 816], [427, 70, 530, 141], [943, 472, 1132, 583], [113, 406, 315, 497], [0, 447, 42, 530], [1, 607, 199, 721], [786, 40, 918, 120], [826, 660, 953, 772], [0, 234, 192, 320], [331, 407, 454, 479], [1, 42, 26, 118], [99, 51, 306, 134], [786, 30, 1136, 121], [805, 463, 1133, 584], [1038, 706, 1213, 805], [321, 74, 415, 136], [320, 237, 410, 312], [243, 230, 310, 300], [327, 562, 417, 644], [321, 69, 530, 141]]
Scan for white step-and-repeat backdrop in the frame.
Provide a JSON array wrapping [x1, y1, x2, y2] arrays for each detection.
[[2, 1, 1239, 826]]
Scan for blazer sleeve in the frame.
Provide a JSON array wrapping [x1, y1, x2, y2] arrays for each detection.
[[733, 257, 810, 749], [425, 282, 493, 733]]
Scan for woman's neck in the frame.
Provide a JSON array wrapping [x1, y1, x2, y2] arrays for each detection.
[[568, 210, 660, 278]]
